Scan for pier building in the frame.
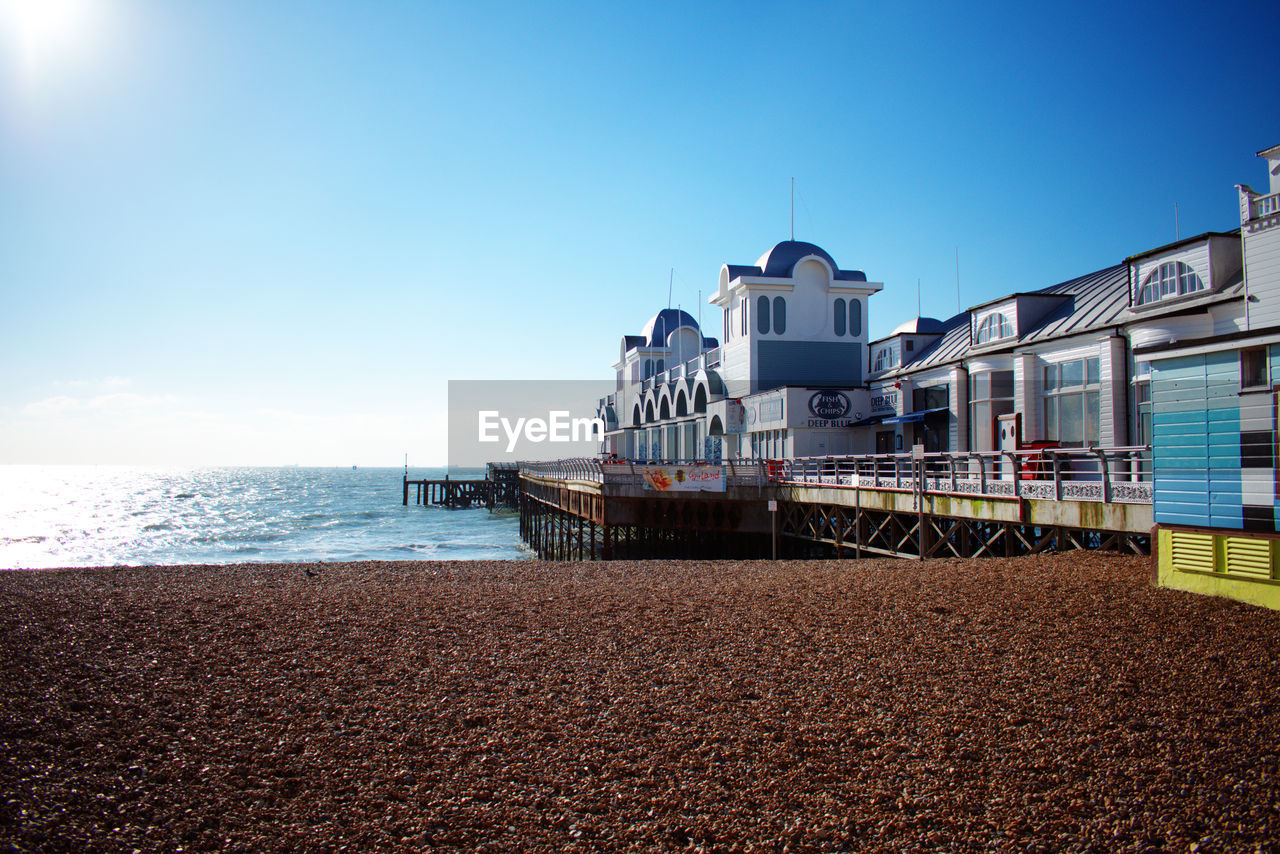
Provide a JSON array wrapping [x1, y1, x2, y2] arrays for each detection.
[[1139, 145, 1280, 609], [600, 241, 882, 462], [527, 140, 1280, 610]]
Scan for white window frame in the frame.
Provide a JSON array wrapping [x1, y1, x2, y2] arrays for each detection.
[[1137, 261, 1205, 305]]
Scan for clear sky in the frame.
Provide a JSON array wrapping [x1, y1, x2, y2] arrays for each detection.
[[2, 0, 1277, 466]]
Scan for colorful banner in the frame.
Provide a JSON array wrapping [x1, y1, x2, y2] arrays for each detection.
[[638, 464, 726, 493]]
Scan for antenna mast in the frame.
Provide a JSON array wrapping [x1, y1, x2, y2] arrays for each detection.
[[955, 247, 961, 313], [668, 268, 673, 309], [1175, 202, 1180, 240], [790, 177, 794, 240]]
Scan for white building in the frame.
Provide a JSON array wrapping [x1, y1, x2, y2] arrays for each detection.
[[596, 147, 1270, 465]]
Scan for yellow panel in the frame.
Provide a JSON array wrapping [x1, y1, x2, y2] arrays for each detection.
[[1169, 531, 1216, 574], [1223, 536, 1274, 579]]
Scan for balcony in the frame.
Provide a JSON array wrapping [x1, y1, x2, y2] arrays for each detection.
[[1240, 185, 1280, 232], [1254, 192, 1280, 220]]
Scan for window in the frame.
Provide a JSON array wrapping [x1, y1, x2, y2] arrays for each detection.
[[913, 386, 949, 411], [1242, 347, 1269, 390], [644, 359, 654, 379], [655, 359, 665, 376], [1044, 357, 1100, 446], [905, 340, 914, 353], [849, 300, 861, 336], [773, 297, 786, 335], [757, 295, 770, 334], [740, 299, 747, 336], [1137, 261, 1205, 305], [975, 312, 1014, 344], [873, 347, 894, 373], [1133, 361, 1152, 449], [969, 370, 1014, 452], [723, 309, 729, 343], [834, 298, 846, 336]]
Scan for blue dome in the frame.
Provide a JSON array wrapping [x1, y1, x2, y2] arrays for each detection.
[[748, 240, 867, 281], [754, 241, 839, 278], [891, 316, 946, 336], [641, 308, 700, 347]]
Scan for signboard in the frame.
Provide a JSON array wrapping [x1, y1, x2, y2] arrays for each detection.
[[869, 390, 898, 415], [759, 396, 784, 423], [805, 389, 856, 428], [767, 500, 778, 512], [725, 400, 746, 433], [638, 464, 726, 493], [808, 390, 850, 419]]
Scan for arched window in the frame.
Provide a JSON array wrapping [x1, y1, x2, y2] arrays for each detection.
[[757, 295, 770, 334], [772, 297, 786, 334], [975, 312, 1014, 344], [1138, 261, 1205, 305], [849, 300, 861, 336], [655, 359, 665, 376], [873, 347, 893, 373], [644, 359, 654, 379], [833, 298, 846, 336]]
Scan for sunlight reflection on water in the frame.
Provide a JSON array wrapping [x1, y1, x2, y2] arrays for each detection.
[[0, 466, 526, 568]]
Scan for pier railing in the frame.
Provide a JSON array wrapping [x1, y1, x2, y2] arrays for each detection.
[[519, 446, 1152, 504], [519, 458, 768, 487], [774, 446, 1153, 504]]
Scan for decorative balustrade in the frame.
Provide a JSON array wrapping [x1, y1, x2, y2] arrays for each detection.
[[1253, 191, 1280, 221], [520, 447, 1152, 504], [773, 446, 1153, 504], [519, 458, 767, 487]]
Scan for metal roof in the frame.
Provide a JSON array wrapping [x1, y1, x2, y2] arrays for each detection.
[[896, 264, 1133, 373]]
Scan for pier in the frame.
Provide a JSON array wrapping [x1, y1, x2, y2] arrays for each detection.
[[515, 448, 1152, 561], [403, 463, 520, 510]]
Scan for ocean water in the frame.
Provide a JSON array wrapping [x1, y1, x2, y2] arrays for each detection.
[[0, 466, 527, 569]]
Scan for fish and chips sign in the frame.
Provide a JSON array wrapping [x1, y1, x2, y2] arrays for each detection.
[[638, 464, 726, 492]]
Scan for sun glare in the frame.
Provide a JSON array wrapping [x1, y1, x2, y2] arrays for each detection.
[[0, 0, 104, 87]]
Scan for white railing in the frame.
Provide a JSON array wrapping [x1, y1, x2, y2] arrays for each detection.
[[519, 458, 768, 487], [1254, 192, 1280, 220], [773, 446, 1153, 504], [520, 447, 1152, 504]]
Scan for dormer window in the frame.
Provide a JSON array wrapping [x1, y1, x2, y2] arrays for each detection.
[[1138, 261, 1205, 305], [975, 312, 1014, 345], [873, 346, 894, 373]]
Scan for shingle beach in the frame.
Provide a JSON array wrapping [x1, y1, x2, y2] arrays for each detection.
[[3, 554, 1278, 852]]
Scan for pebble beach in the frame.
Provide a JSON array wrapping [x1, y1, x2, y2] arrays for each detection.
[[3, 554, 1279, 852]]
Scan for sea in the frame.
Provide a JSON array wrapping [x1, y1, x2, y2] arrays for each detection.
[[0, 466, 527, 569]]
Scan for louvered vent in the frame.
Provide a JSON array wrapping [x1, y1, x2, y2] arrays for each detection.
[[1169, 531, 1215, 574], [1223, 537, 1274, 579]]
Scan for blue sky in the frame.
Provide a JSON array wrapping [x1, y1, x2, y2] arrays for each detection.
[[1, 0, 1277, 465]]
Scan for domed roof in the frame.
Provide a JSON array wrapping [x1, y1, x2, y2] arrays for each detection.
[[891, 316, 946, 336], [641, 308, 700, 348], [753, 241, 839, 278]]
